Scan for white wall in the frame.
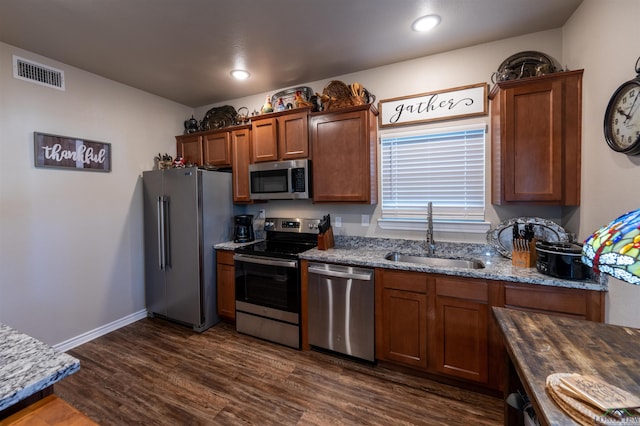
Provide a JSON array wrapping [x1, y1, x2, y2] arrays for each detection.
[[200, 29, 566, 243], [0, 43, 192, 345], [562, 0, 640, 327]]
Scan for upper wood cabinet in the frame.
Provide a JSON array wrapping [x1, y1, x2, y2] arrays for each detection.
[[490, 70, 583, 206], [203, 131, 232, 167], [175, 134, 203, 166], [230, 127, 252, 203], [251, 108, 311, 163], [309, 104, 378, 203]]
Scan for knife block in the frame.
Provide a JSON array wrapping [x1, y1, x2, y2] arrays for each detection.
[[317, 227, 334, 250], [511, 239, 537, 268]]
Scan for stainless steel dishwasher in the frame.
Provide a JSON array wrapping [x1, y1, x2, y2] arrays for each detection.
[[307, 262, 375, 362]]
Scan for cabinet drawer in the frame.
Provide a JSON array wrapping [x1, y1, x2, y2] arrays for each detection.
[[436, 277, 488, 302], [381, 270, 427, 293], [504, 284, 587, 317], [216, 249, 235, 266]]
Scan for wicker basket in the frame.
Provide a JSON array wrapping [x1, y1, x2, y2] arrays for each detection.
[[318, 81, 367, 111]]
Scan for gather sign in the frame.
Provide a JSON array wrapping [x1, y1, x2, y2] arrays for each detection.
[[378, 83, 488, 128], [34, 132, 111, 172]]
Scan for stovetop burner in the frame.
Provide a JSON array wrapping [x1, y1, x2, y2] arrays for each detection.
[[234, 217, 321, 259]]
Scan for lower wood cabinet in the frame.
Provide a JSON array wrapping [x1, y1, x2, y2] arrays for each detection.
[[434, 277, 490, 384], [375, 268, 605, 392], [375, 270, 429, 369], [216, 250, 235, 322]]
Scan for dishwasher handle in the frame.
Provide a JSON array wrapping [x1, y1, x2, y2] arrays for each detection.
[[308, 264, 373, 281]]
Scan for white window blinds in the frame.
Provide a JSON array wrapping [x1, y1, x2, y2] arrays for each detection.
[[380, 124, 485, 222]]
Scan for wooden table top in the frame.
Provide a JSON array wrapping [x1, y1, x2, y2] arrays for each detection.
[[493, 307, 640, 426]]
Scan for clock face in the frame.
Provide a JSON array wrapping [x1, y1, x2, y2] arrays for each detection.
[[605, 80, 640, 154]]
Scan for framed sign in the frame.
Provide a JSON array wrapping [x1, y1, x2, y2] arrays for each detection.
[[378, 83, 488, 128], [34, 132, 111, 172]]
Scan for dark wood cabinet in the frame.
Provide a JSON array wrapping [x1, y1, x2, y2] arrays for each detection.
[[376, 269, 429, 369], [374, 267, 604, 392], [216, 250, 235, 322], [490, 70, 583, 205], [175, 134, 203, 166], [203, 131, 231, 167], [309, 104, 378, 203], [502, 281, 604, 321], [433, 276, 490, 385], [251, 109, 310, 163], [231, 127, 252, 203]]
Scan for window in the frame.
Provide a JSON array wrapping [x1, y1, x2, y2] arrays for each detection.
[[379, 123, 487, 231]]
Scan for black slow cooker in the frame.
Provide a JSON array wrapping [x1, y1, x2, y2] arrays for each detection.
[[535, 240, 591, 280]]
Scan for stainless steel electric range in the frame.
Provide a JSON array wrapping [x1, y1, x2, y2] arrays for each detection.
[[233, 217, 320, 349]]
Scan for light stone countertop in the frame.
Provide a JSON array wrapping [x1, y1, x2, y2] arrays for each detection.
[[0, 323, 80, 412], [216, 236, 607, 291], [303, 236, 608, 291]]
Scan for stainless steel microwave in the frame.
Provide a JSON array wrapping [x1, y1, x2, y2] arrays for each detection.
[[249, 159, 311, 200]]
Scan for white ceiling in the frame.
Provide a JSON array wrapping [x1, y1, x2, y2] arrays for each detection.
[[0, 0, 583, 107]]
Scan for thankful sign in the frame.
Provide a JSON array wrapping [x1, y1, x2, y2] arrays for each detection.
[[378, 83, 488, 128], [34, 132, 111, 172]]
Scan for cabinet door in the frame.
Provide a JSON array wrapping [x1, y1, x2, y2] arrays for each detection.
[[503, 78, 563, 203], [310, 106, 377, 203], [176, 134, 203, 166], [491, 70, 583, 205], [216, 250, 236, 321], [251, 118, 278, 163], [203, 131, 232, 167], [278, 111, 309, 159], [381, 288, 428, 369], [376, 270, 428, 369], [434, 277, 489, 384], [231, 128, 252, 203]]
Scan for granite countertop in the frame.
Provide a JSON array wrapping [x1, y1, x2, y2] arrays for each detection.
[[215, 236, 607, 291], [0, 323, 80, 412], [299, 236, 607, 291], [215, 239, 264, 251]]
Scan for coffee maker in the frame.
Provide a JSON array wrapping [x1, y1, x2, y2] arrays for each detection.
[[233, 215, 255, 243]]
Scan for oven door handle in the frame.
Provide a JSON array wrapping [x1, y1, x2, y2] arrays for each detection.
[[234, 254, 298, 269]]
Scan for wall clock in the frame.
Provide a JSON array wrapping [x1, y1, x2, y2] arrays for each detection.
[[604, 57, 640, 155]]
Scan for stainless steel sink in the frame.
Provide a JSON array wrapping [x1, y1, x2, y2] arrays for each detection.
[[384, 252, 485, 269]]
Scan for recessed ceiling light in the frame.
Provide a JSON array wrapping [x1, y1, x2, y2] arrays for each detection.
[[230, 69, 250, 80], [412, 14, 441, 32]]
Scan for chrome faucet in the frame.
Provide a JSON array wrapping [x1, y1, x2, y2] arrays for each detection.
[[425, 202, 435, 255]]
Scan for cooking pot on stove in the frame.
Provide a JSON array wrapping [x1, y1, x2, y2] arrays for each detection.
[[535, 240, 590, 280]]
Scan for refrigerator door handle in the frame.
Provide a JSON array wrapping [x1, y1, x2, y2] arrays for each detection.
[[157, 196, 166, 270], [163, 196, 171, 268]]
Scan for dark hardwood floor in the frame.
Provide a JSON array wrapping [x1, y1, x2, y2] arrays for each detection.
[[55, 318, 503, 425]]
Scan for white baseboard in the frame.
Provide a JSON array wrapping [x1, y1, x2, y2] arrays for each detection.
[[53, 309, 148, 352]]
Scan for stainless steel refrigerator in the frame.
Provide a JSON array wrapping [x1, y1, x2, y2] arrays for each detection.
[[142, 167, 233, 332]]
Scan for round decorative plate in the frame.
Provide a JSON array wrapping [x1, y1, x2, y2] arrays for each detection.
[[495, 51, 558, 81], [487, 217, 569, 258]]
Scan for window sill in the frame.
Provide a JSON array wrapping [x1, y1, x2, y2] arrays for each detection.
[[377, 218, 491, 234]]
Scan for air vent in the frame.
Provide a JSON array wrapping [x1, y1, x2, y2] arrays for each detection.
[[13, 55, 65, 90]]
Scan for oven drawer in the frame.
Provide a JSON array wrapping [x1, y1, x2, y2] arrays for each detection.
[[236, 311, 300, 349]]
